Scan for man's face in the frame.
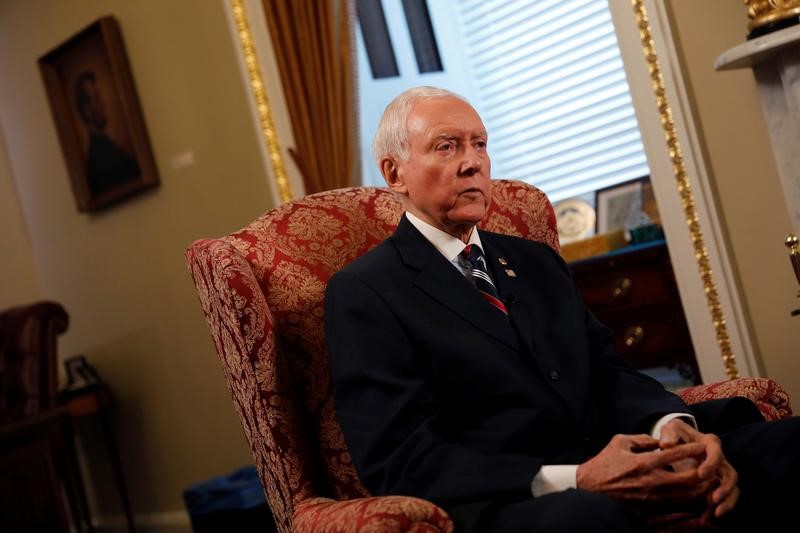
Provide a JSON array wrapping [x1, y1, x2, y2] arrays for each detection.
[[79, 79, 107, 131], [383, 96, 492, 240]]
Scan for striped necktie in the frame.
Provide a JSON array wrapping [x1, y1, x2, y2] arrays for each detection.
[[461, 244, 508, 316]]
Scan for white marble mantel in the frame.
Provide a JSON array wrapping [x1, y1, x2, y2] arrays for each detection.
[[715, 25, 800, 70], [716, 25, 800, 237]]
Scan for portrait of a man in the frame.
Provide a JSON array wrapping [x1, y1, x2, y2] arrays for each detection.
[[39, 16, 159, 212], [73, 70, 140, 196]]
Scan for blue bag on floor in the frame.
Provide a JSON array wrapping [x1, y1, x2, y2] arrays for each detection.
[[183, 465, 275, 532]]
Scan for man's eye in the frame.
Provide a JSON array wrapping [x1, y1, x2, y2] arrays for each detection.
[[436, 143, 454, 152], [475, 140, 487, 150]]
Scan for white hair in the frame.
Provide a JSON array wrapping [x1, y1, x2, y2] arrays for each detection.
[[372, 86, 469, 166]]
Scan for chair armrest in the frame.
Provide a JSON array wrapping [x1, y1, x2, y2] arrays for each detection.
[[293, 496, 454, 533], [677, 377, 793, 421], [0, 406, 71, 444]]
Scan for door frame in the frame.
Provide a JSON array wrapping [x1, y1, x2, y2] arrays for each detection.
[[609, 0, 761, 383]]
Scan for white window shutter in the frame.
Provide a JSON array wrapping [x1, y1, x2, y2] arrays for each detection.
[[455, 0, 649, 202]]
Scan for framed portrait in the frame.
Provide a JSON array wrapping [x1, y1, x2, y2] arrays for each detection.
[[595, 176, 649, 234], [38, 16, 159, 213]]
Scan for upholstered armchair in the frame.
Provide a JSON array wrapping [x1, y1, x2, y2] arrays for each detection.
[[0, 301, 92, 532], [185, 180, 792, 533]]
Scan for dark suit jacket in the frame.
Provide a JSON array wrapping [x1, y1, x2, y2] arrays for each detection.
[[325, 216, 693, 507]]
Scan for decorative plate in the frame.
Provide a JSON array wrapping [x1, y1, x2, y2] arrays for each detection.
[[554, 198, 596, 243]]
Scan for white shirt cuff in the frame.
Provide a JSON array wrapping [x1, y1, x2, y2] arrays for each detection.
[[531, 465, 578, 497], [651, 412, 697, 439], [530, 413, 697, 497]]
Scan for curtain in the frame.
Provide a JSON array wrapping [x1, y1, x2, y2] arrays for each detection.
[[262, 0, 359, 194]]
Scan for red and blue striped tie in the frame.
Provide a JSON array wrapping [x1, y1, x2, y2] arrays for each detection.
[[461, 245, 508, 316]]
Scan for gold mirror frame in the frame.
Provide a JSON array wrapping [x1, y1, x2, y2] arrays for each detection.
[[230, 0, 739, 378]]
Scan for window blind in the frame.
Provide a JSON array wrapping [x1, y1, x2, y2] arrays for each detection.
[[455, 0, 649, 202]]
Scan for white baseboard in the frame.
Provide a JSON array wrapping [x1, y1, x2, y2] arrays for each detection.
[[93, 510, 192, 533]]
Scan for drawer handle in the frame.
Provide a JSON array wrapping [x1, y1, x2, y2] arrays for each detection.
[[623, 326, 645, 347], [612, 277, 633, 300]]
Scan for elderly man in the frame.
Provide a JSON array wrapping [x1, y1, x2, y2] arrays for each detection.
[[325, 86, 799, 532]]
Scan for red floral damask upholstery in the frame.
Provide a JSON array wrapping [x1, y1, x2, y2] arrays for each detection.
[[293, 496, 453, 532], [185, 179, 791, 532], [678, 377, 792, 421]]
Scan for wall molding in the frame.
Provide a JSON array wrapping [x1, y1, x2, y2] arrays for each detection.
[[222, 0, 305, 205]]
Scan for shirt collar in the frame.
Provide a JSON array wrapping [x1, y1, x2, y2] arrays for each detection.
[[405, 211, 484, 262]]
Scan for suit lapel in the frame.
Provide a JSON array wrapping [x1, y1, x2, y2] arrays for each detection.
[[392, 217, 519, 351], [482, 232, 585, 425], [481, 234, 540, 357]]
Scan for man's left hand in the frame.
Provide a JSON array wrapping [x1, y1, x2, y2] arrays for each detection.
[[659, 418, 739, 524]]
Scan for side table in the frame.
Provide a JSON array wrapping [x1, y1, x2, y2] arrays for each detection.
[[61, 385, 135, 532]]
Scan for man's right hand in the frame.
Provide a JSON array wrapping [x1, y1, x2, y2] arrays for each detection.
[[575, 434, 714, 511]]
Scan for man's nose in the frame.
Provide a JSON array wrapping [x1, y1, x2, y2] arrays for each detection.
[[459, 152, 482, 176]]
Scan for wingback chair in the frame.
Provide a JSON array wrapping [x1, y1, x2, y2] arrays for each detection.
[[0, 301, 92, 532], [185, 179, 792, 533]]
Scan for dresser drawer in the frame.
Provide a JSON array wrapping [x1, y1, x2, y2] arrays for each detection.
[[598, 306, 695, 372], [574, 267, 673, 310], [569, 241, 701, 385]]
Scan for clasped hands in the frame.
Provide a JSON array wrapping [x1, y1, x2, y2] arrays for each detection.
[[576, 419, 738, 524]]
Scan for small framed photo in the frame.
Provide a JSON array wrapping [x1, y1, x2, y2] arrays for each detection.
[[63, 355, 102, 391], [38, 16, 159, 213], [595, 177, 649, 234]]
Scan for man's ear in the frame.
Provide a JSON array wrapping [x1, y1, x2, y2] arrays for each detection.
[[381, 157, 407, 194]]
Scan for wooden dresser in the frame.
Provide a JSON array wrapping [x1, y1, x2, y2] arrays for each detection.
[[568, 240, 700, 386]]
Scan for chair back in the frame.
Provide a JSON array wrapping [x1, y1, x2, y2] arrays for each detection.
[[185, 179, 558, 531], [0, 301, 69, 424]]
